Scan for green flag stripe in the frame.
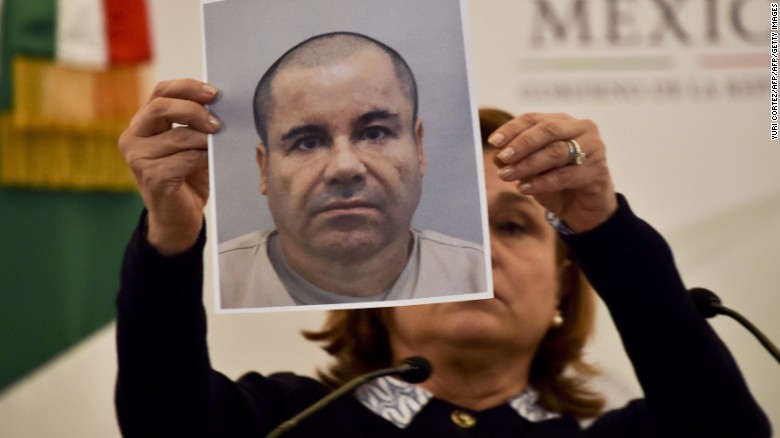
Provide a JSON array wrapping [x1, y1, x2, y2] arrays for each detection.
[[0, 0, 57, 110], [0, 188, 143, 392]]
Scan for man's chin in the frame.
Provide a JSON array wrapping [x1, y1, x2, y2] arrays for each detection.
[[312, 231, 386, 261]]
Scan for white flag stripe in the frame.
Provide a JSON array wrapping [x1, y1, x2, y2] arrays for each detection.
[[0, 324, 120, 438], [56, 0, 108, 67]]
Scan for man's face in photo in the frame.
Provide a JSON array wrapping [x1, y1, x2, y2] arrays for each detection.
[[257, 45, 426, 264]]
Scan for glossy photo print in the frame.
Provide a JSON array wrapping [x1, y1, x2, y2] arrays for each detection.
[[202, 0, 491, 312]]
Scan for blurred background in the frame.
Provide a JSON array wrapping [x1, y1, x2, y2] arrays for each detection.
[[0, 0, 777, 436]]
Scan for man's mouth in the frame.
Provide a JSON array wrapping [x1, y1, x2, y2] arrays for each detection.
[[317, 200, 378, 216]]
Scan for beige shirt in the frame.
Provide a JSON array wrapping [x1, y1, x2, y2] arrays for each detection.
[[218, 229, 486, 308]]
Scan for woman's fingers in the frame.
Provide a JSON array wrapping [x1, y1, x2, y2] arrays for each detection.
[[128, 95, 220, 139], [117, 79, 220, 254], [486, 112, 617, 232]]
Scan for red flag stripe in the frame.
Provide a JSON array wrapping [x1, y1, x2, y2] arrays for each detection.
[[102, 0, 152, 64]]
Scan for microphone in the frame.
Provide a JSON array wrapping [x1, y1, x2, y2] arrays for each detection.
[[266, 356, 432, 438], [689, 287, 780, 365], [395, 356, 433, 383], [689, 287, 723, 318]]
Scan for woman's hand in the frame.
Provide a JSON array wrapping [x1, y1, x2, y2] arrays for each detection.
[[118, 79, 221, 255], [487, 112, 617, 233]]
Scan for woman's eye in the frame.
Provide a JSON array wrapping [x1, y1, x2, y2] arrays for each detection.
[[496, 221, 527, 236]]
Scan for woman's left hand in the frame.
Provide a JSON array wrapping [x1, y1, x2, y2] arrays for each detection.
[[487, 112, 618, 233]]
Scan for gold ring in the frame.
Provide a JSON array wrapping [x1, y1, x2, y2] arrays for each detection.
[[565, 140, 586, 166]]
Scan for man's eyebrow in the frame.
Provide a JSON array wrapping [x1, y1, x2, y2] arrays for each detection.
[[280, 124, 327, 142], [353, 110, 402, 128]]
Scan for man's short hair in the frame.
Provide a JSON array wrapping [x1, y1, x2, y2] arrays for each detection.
[[252, 32, 419, 146]]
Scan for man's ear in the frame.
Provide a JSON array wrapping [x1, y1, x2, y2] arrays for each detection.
[[255, 143, 268, 195], [415, 118, 427, 176]]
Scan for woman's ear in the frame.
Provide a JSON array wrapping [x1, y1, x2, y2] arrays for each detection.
[[557, 259, 577, 303]]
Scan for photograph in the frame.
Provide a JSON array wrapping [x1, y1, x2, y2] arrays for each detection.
[[203, 0, 492, 311]]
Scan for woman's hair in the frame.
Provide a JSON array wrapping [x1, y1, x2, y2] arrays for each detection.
[[303, 108, 605, 419]]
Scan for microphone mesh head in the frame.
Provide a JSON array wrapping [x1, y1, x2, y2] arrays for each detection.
[[398, 356, 432, 384], [689, 287, 722, 318]]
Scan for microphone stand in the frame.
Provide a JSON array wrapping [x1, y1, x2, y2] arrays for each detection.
[[710, 304, 780, 365], [266, 356, 431, 438], [690, 287, 780, 365]]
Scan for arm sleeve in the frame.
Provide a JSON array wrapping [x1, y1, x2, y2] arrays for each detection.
[[563, 194, 771, 437], [114, 212, 268, 437]]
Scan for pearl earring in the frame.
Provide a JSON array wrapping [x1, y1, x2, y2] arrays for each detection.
[[551, 309, 564, 328]]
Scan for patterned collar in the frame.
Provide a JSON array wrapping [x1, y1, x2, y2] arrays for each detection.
[[354, 376, 560, 429]]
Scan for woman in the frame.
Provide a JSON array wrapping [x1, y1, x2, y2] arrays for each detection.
[[115, 79, 770, 436], [304, 109, 604, 420]]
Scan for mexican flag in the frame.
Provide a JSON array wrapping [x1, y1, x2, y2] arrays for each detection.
[[0, 1, 151, 436], [0, 0, 152, 190]]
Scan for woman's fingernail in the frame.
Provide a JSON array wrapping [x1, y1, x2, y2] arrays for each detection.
[[487, 132, 505, 147], [208, 115, 221, 129], [497, 147, 515, 163], [203, 84, 219, 96], [498, 166, 514, 180], [519, 182, 532, 193]]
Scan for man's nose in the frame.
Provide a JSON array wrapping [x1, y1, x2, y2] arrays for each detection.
[[323, 137, 367, 185]]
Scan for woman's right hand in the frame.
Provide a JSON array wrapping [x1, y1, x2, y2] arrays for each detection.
[[118, 79, 221, 255]]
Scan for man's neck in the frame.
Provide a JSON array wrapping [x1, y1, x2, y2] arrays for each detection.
[[279, 231, 413, 297]]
